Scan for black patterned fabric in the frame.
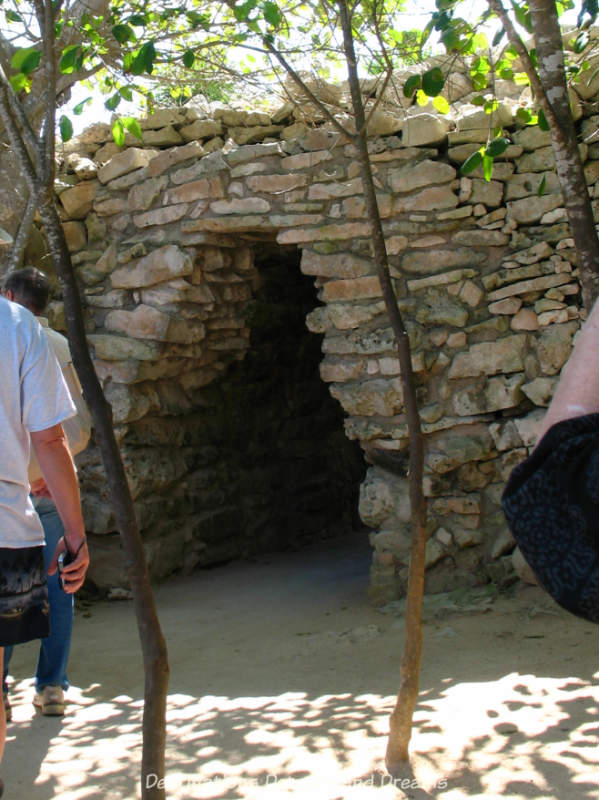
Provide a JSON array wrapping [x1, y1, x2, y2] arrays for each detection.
[[0, 545, 49, 645], [502, 413, 599, 623]]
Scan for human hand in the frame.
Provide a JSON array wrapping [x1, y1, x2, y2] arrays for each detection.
[[48, 536, 90, 593], [30, 478, 52, 498]]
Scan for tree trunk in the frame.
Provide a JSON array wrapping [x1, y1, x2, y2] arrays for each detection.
[[336, 0, 428, 771], [490, 0, 599, 308], [37, 195, 170, 800]]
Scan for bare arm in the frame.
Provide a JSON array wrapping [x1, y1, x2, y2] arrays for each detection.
[[538, 301, 599, 441], [30, 423, 89, 592]]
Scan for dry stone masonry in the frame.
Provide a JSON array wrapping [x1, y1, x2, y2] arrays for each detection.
[[48, 63, 599, 600]]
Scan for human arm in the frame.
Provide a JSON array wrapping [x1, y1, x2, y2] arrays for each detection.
[[537, 300, 599, 441], [30, 423, 89, 593]]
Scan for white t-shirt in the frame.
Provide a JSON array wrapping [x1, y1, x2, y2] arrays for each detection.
[[0, 296, 76, 547]]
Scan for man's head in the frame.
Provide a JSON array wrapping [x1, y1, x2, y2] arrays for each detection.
[[2, 267, 50, 316]]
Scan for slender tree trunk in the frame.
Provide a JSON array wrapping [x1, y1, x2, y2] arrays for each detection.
[[489, 0, 599, 308], [337, 0, 428, 771], [37, 195, 169, 800]]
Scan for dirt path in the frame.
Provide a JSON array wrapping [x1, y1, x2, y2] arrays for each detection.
[[3, 532, 599, 799]]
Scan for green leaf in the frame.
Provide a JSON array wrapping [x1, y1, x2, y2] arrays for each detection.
[[499, 68, 514, 80], [433, 95, 450, 114], [516, 107, 534, 124], [538, 174, 546, 196], [59, 45, 81, 75], [112, 24, 135, 44], [403, 75, 421, 97], [538, 108, 550, 131], [472, 72, 488, 91], [483, 155, 494, 182], [59, 115, 73, 142], [485, 137, 510, 157], [128, 14, 146, 26], [461, 150, 483, 175], [404, 74, 421, 98], [9, 73, 28, 93], [471, 95, 486, 107], [183, 50, 195, 68], [263, 1, 282, 26], [105, 92, 121, 111], [112, 118, 125, 147], [492, 28, 505, 47], [416, 88, 429, 106], [11, 48, 41, 76], [73, 97, 92, 115], [5, 9, 22, 22], [122, 117, 143, 141], [422, 66, 444, 97]]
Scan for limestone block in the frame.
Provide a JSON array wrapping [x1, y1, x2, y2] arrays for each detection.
[[505, 171, 561, 201], [104, 383, 160, 423], [245, 173, 308, 193], [401, 113, 450, 146], [456, 103, 514, 132], [513, 408, 546, 448], [139, 108, 188, 130], [489, 419, 523, 451], [183, 215, 268, 234], [507, 193, 563, 224], [127, 176, 168, 211], [415, 289, 469, 327], [105, 305, 206, 343], [300, 250, 373, 279], [62, 221, 87, 252], [425, 539, 447, 568], [278, 222, 371, 244], [536, 321, 578, 375], [125, 125, 183, 148], [401, 246, 485, 275], [308, 178, 363, 200], [60, 181, 99, 219], [427, 425, 494, 474], [164, 177, 224, 205], [66, 153, 98, 180], [210, 198, 270, 214], [229, 125, 284, 145], [342, 194, 393, 219], [512, 547, 537, 585], [388, 159, 456, 193], [407, 268, 477, 292], [395, 185, 459, 213], [133, 203, 188, 228], [140, 280, 215, 306], [330, 378, 403, 416], [484, 373, 525, 411], [510, 308, 539, 330], [225, 142, 283, 165], [87, 334, 162, 361], [521, 376, 558, 407], [459, 280, 484, 307], [321, 275, 382, 302], [537, 308, 570, 326], [98, 148, 159, 184], [179, 119, 224, 141], [111, 244, 193, 288], [147, 141, 205, 178], [85, 289, 129, 309], [486, 273, 573, 302], [171, 152, 228, 184], [469, 179, 504, 207], [327, 301, 386, 330], [359, 469, 397, 527], [93, 197, 129, 217], [512, 126, 552, 150], [281, 150, 333, 171], [448, 335, 527, 378], [93, 142, 121, 164], [452, 229, 509, 247]]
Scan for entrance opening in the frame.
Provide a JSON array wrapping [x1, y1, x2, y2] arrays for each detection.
[[194, 243, 366, 560]]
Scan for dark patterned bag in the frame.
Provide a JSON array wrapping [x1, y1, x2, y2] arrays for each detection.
[[502, 413, 599, 623]]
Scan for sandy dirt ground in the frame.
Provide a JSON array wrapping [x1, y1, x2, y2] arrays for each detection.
[[2, 531, 599, 800]]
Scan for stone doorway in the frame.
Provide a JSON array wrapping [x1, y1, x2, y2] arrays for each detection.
[[194, 242, 366, 558]]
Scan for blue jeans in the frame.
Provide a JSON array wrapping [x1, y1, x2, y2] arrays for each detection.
[[3, 497, 74, 692]]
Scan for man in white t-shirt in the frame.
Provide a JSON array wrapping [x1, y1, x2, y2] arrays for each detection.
[[0, 289, 89, 786], [2, 267, 92, 719]]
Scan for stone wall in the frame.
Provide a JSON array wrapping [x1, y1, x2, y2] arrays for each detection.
[[43, 73, 598, 599]]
